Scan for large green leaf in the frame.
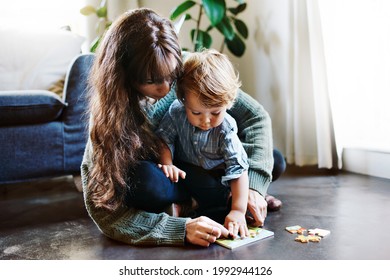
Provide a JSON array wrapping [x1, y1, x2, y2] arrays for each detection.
[[216, 16, 234, 41], [228, 3, 247, 15], [233, 19, 248, 39], [170, 1, 196, 20], [203, 0, 225, 26], [191, 29, 212, 51], [226, 34, 246, 57]]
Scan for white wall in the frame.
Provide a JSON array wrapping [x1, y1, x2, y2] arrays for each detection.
[[235, 0, 290, 152], [135, 0, 291, 151], [343, 148, 390, 180]]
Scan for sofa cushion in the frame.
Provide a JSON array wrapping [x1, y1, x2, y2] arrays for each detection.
[[0, 27, 84, 91], [0, 91, 66, 126]]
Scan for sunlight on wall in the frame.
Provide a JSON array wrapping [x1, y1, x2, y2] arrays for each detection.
[[319, 0, 390, 153], [1, 0, 83, 32]]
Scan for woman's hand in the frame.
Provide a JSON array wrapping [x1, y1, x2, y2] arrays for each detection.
[[224, 210, 249, 239], [246, 189, 267, 227], [185, 216, 229, 247], [158, 164, 186, 182]]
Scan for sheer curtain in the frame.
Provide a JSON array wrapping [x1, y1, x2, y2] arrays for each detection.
[[269, 0, 390, 169], [286, 0, 336, 168], [319, 0, 390, 158]]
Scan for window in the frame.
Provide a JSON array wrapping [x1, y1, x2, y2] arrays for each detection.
[[320, 0, 390, 153]]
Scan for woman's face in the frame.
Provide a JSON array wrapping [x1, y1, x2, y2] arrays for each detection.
[[135, 55, 178, 101], [136, 79, 174, 100]]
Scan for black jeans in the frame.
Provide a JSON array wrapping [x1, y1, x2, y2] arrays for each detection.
[[128, 149, 286, 220]]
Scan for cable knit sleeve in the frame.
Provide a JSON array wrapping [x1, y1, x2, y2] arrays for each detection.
[[81, 137, 189, 246], [147, 91, 177, 127], [227, 89, 274, 197]]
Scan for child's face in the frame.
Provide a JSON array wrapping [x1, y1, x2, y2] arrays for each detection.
[[184, 91, 228, 131]]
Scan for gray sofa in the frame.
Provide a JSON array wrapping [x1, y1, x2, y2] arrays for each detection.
[[0, 54, 94, 185]]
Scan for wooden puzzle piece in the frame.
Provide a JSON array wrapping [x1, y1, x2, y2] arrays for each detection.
[[295, 235, 309, 243], [248, 227, 261, 237], [307, 235, 321, 242], [297, 227, 307, 235], [287, 225, 330, 243], [285, 225, 302, 234], [294, 234, 322, 243], [308, 228, 330, 237]]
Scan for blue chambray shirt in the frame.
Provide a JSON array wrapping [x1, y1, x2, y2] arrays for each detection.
[[156, 99, 249, 187]]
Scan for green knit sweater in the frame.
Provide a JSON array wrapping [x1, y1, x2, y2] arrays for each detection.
[[81, 89, 274, 246]]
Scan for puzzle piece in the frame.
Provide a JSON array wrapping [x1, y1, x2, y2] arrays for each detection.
[[297, 227, 307, 235], [308, 228, 331, 237], [295, 235, 309, 243], [287, 225, 329, 244], [307, 235, 321, 242], [285, 225, 302, 234], [294, 234, 322, 243], [248, 227, 261, 237]]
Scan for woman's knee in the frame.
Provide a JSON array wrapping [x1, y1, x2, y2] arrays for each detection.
[[272, 149, 286, 181], [131, 161, 189, 211], [134, 161, 158, 182]]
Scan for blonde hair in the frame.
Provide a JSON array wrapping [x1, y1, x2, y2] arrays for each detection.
[[177, 49, 241, 108]]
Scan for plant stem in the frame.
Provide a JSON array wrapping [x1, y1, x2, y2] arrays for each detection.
[[220, 39, 225, 53], [194, 3, 203, 52]]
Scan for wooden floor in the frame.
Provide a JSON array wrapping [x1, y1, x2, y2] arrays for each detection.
[[1, 166, 390, 260]]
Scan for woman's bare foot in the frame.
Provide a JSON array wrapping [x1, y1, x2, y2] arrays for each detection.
[[165, 198, 198, 217], [265, 195, 282, 212]]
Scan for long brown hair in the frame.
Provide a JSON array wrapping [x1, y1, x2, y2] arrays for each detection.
[[87, 8, 182, 210]]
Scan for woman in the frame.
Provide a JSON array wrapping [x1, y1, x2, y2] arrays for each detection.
[[81, 8, 285, 247]]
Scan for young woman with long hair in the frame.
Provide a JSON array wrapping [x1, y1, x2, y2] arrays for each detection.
[[81, 8, 285, 247]]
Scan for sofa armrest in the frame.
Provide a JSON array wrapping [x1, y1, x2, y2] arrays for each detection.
[[61, 53, 94, 124], [61, 53, 95, 173]]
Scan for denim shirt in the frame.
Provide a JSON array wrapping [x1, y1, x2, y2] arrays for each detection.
[[156, 99, 249, 186]]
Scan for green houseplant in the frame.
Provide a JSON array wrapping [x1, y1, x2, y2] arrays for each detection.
[[170, 0, 248, 57], [80, 0, 248, 56], [80, 0, 112, 52]]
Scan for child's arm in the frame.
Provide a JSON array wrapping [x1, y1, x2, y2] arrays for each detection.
[[224, 171, 249, 238], [158, 142, 186, 183], [159, 141, 174, 166]]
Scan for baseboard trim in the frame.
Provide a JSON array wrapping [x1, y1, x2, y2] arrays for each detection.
[[342, 148, 390, 180]]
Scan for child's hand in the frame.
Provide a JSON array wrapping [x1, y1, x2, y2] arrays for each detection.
[[224, 210, 249, 239], [158, 164, 186, 182]]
